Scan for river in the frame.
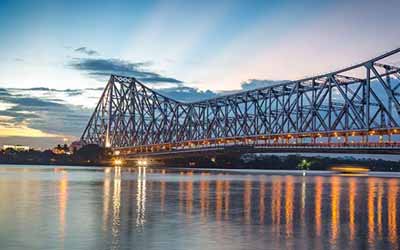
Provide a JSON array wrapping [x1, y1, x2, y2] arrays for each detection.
[[0, 165, 399, 250]]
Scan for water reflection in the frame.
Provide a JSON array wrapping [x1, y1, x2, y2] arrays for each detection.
[[301, 177, 306, 223], [103, 167, 111, 231], [136, 166, 146, 227], [58, 170, 68, 244], [160, 170, 166, 213], [112, 167, 121, 249], [259, 176, 265, 224], [368, 178, 376, 246], [178, 172, 184, 213], [185, 172, 193, 221], [199, 173, 210, 222], [271, 177, 282, 235], [377, 180, 383, 238], [388, 179, 398, 249], [348, 178, 356, 241], [315, 176, 322, 237], [216, 176, 223, 222], [285, 176, 294, 238], [1, 166, 400, 250], [243, 177, 252, 224], [224, 179, 230, 220], [330, 176, 340, 245]]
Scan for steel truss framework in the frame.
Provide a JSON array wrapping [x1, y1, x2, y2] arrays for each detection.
[[81, 48, 400, 153]]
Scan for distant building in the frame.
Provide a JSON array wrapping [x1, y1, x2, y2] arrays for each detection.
[[52, 144, 70, 155], [3, 145, 30, 151], [69, 141, 83, 152]]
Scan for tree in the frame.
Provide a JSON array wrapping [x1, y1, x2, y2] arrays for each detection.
[[298, 159, 312, 170], [74, 144, 110, 163]]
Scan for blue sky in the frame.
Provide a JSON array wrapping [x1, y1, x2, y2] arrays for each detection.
[[0, 0, 400, 148]]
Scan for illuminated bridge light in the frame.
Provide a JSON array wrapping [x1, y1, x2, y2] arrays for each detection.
[[113, 159, 123, 166], [137, 159, 148, 166]]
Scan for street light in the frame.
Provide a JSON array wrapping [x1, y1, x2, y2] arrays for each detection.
[[138, 159, 148, 166], [113, 159, 123, 165]]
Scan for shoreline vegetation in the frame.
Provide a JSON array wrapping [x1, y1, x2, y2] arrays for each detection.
[[0, 144, 399, 171], [0, 144, 109, 166]]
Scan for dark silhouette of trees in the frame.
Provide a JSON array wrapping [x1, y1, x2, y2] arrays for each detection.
[[73, 144, 110, 163]]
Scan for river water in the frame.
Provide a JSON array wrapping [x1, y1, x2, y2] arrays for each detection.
[[0, 165, 399, 250]]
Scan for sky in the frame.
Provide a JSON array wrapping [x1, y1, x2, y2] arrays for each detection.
[[0, 0, 400, 148]]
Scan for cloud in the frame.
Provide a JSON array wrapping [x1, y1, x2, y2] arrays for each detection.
[[0, 88, 96, 140], [240, 79, 288, 90], [8, 97, 65, 108], [69, 58, 183, 85], [0, 120, 59, 138], [158, 86, 217, 102], [17, 87, 84, 97], [0, 88, 11, 96], [74, 47, 99, 56]]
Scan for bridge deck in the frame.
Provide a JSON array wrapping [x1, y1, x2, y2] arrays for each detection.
[[115, 141, 400, 160]]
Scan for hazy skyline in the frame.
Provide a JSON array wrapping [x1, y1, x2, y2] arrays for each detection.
[[1, 0, 400, 148]]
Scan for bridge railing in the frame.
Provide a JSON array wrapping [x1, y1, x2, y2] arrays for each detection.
[[113, 135, 400, 156]]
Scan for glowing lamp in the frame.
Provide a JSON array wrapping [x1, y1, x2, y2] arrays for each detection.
[[114, 159, 123, 165]]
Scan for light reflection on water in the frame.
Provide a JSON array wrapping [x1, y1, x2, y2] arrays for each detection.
[[58, 171, 68, 246], [0, 165, 399, 250]]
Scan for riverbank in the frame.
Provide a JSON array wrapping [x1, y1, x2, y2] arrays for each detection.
[[1, 145, 399, 171], [0, 144, 109, 166], [167, 167, 400, 177], [158, 153, 400, 172]]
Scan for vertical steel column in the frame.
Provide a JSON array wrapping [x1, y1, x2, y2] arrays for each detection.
[[366, 66, 371, 143], [105, 77, 114, 148]]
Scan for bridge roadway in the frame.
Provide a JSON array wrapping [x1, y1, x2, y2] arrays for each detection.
[[115, 141, 400, 161]]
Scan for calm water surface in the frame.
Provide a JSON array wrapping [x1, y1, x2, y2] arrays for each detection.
[[0, 165, 399, 250]]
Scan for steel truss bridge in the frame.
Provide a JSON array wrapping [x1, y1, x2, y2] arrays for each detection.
[[81, 48, 400, 158]]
